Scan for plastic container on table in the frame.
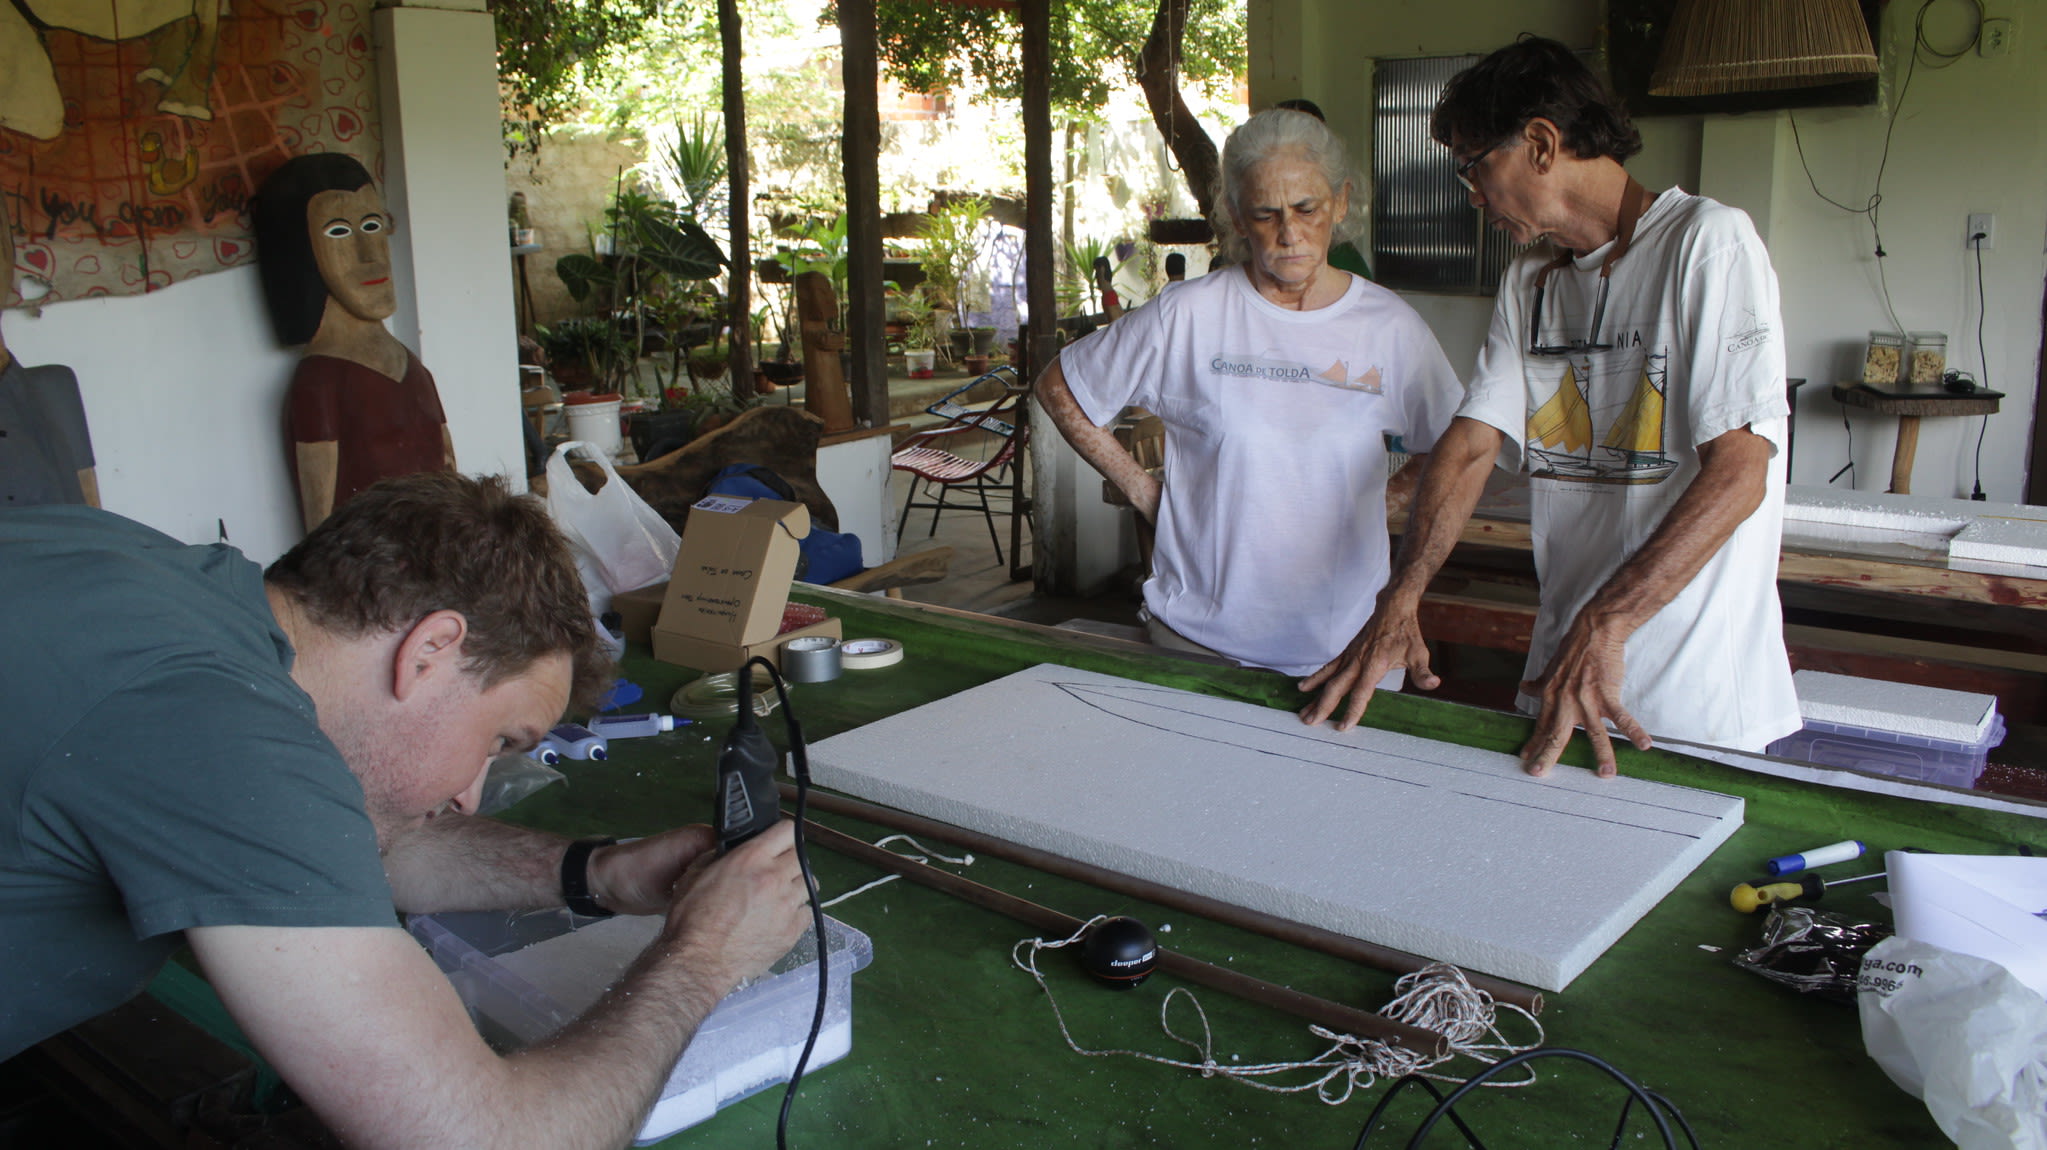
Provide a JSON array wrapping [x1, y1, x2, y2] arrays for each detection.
[[1862, 330, 1905, 385], [409, 909, 872, 1144], [1905, 331, 1948, 385], [1767, 713, 2005, 790]]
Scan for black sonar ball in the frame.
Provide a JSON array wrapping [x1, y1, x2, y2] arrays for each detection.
[[1079, 916, 1158, 989]]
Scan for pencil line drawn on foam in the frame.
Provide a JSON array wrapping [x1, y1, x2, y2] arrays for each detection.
[[807, 664, 1744, 992]]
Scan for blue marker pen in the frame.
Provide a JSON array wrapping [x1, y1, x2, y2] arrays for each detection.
[[1764, 839, 1866, 876], [543, 722, 609, 761]]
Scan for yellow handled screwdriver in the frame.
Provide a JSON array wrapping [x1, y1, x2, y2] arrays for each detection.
[[1730, 870, 1884, 913]]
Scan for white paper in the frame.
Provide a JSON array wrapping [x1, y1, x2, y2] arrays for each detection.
[[1888, 851, 2047, 999]]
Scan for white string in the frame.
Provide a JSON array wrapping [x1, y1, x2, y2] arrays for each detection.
[[1011, 917, 1546, 1105], [818, 834, 975, 908]]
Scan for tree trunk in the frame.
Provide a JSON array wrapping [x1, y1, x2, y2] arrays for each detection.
[[718, 0, 753, 408], [1135, 0, 1218, 220]]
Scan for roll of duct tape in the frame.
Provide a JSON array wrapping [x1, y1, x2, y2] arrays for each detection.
[[838, 638, 904, 670], [781, 636, 842, 683]]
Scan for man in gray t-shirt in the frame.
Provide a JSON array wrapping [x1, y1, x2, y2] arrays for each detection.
[[1, 472, 814, 1147]]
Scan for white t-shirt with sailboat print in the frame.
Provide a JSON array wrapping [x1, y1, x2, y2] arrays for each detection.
[[1061, 266, 1462, 677], [1458, 187, 1800, 752]]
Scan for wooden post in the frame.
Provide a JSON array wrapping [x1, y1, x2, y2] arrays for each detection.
[[838, 0, 888, 428], [1019, 0, 1054, 583], [717, 0, 753, 407], [794, 271, 855, 433], [1889, 414, 1921, 495]]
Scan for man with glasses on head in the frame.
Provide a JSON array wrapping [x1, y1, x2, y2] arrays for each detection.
[[1301, 36, 1799, 779]]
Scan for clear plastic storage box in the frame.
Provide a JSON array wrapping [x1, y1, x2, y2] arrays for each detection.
[[1768, 713, 2005, 790], [410, 909, 872, 1144]]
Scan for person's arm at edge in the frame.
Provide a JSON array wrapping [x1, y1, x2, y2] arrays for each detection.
[[1298, 415, 1503, 729], [1035, 356, 1161, 524], [186, 821, 809, 1150], [1518, 423, 1772, 779]]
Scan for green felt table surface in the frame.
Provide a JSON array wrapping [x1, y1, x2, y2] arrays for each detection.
[[489, 587, 2047, 1149]]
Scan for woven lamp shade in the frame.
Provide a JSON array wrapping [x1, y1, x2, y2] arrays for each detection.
[[1649, 0, 1878, 97]]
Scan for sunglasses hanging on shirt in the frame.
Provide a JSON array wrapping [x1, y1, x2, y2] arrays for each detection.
[[1527, 178, 1651, 357]]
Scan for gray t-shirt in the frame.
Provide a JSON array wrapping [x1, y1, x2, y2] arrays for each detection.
[[0, 358, 95, 507], [0, 508, 395, 1058]]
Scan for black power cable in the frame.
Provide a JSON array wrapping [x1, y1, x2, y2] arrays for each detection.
[[1970, 231, 1990, 500], [1349, 1048, 1699, 1150], [737, 656, 829, 1150]]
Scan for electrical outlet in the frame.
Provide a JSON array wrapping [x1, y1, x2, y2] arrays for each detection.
[[1980, 17, 2016, 56], [1968, 213, 1996, 250]]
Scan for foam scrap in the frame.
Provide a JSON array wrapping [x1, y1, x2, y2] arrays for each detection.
[[1783, 488, 1974, 535], [1792, 669, 1996, 744], [1950, 517, 2047, 569]]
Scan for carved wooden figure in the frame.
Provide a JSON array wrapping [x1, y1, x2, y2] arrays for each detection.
[[0, 192, 99, 508], [254, 155, 452, 531]]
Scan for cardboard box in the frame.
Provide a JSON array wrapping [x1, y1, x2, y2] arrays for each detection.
[[651, 495, 820, 669], [610, 581, 668, 646], [653, 616, 842, 674]]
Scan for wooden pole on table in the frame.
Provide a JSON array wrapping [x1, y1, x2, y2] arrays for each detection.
[[779, 783, 1544, 1015], [797, 816, 1452, 1059]]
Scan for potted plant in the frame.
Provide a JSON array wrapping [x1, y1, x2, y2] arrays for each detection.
[[916, 195, 986, 345], [535, 316, 635, 394]]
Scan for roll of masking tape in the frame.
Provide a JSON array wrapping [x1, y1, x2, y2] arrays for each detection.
[[781, 635, 842, 683], [838, 638, 904, 670]]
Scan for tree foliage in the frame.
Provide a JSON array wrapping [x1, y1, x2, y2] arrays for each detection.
[[836, 0, 1245, 120], [493, 0, 667, 151]]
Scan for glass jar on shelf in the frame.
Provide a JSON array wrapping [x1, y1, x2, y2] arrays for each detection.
[[1905, 331, 1948, 385], [1862, 330, 1905, 385]]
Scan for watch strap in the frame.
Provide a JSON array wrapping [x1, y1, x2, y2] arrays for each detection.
[[560, 837, 617, 918]]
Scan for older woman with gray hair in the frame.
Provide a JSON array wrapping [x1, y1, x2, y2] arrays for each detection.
[[1035, 108, 1463, 677]]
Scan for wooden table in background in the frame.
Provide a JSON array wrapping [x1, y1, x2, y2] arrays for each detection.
[[1830, 381, 2004, 495]]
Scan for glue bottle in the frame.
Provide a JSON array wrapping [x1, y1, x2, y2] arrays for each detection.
[[587, 712, 684, 740], [543, 722, 609, 761], [524, 744, 563, 766]]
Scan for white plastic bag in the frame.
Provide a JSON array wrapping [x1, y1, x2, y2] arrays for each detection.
[[543, 441, 680, 617], [1860, 935, 2047, 1150]]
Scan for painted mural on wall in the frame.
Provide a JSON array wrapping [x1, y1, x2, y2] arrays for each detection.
[[0, 0, 380, 302]]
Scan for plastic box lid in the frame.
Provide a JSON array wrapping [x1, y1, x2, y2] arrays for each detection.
[[410, 909, 872, 1143]]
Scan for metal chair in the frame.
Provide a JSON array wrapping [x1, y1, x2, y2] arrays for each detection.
[[891, 367, 1029, 565]]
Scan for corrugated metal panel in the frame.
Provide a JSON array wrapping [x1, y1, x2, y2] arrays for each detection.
[[1371, 55, 1518, 296]]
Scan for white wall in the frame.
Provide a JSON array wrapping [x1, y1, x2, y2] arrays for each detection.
[[9, 268, 306, 559], [5, 0, 523, 567], [1764, 3, 2046, 499], [1253, 0, 2047, 502]]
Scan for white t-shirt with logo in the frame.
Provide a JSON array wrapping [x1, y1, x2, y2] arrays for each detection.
[[1457, 188, 1799, 752], [1060, 267, 1462, 676]]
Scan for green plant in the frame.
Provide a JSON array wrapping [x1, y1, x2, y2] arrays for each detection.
[[657, 114, 727, 224], [535, 317, 637, 393], [917, 196, 987, 328], [1062, 236, 1127, 315], [555, 180, 729, 408]]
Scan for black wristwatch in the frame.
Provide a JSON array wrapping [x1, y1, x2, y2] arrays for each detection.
[[559, 837, 617, 918]]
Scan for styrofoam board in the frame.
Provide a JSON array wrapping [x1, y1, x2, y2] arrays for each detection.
[[1950, 517, 2047, 569], [808, 665, 1743, 992], [1791, 669, 1997, 743], [1783, 487, 1977, 534]]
